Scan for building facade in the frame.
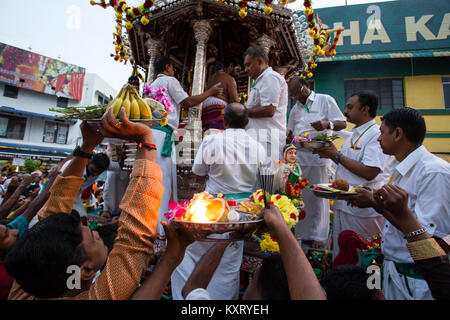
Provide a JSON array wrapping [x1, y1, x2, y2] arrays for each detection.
[[0, 43, 116, 171], [300, 0, 450, 158]]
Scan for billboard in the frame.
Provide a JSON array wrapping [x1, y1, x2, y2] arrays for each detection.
[[0, 43, 86, 100], [307, 0, 450, 56]]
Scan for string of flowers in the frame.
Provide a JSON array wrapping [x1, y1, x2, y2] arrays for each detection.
[[142, 84, 173, 114], [220, 0, 291, 19], [90, 0, 155, 64], [300, 0, 343, 79], [250, 190, 299, 253]]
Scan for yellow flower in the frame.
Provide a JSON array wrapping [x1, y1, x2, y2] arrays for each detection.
[[264, 6, 272, 15], [125, 21, 133, 30], [160, 117, 168, 126], [141, 15, 150, 26], [260, 233, 280, 252]]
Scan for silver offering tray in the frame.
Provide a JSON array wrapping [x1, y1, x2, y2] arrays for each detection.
[[86, 119, 163, 128], [172, 219, 264, 242]]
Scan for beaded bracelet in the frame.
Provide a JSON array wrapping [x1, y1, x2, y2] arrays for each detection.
[[404, 227, 427, 239], [137, 142, 157, 151]]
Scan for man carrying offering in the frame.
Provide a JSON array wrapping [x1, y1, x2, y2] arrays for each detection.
[[287, 77, 346, 248]]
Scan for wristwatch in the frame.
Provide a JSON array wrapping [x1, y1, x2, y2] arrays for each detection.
[[333, 151, 342, 164], [72, 146, 93, 159], [328, 121, 334, 130]]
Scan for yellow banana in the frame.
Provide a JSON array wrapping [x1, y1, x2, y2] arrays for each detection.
[[129, 92, 141, 119], [122, 90, 131, 118], [135, 93, 152, 119], [111, 86, 126, 117]]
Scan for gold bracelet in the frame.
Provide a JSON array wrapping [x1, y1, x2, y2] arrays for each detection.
[[406, 238, 446, 261]]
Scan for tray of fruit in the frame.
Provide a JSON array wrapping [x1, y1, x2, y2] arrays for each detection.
[[169, 193, 264, 241], [310, 179, 361, 199], [292, 133, 339, 151], [49, 83, 169, 127]]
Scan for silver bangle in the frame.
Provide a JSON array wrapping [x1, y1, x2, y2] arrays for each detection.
[[403, 227, 427, 239]]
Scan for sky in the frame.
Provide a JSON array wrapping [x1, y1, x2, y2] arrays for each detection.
[[0, 0, 397, 93]]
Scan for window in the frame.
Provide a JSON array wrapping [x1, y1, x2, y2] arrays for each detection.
[[43, 121, 69, 144], [97, 94, 109, 105], [3, 85, 19, 99], [344, 78, 404, 111], [443, 77, 450, 109], [0, 115, 26, 139], [56, 96, 69, 108]]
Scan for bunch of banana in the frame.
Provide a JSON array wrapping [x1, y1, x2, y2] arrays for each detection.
[[107, 84, 153, 120]]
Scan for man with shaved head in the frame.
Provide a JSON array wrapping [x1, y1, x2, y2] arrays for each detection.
[[170, 102, 267, 300]]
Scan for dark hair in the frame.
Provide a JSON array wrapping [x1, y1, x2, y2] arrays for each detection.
[[381, 107, 426, 145], [257, 254, 290, 300], [96, 181, 105, 188], [90, 153, 110, 173], [223, 104, 248, 128], [352, 91, 378, 118], [321, 265, 378, 300], [290, 76, 309, 88], [95, 223, 118, 254], [224, 56, 242, 69], [243, 46, 268, 64], [154, 56, 171, 75], [4, 210, 88, 298]]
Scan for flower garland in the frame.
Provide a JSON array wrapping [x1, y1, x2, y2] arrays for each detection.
[[250, 190, 299, 253], [142, 84, 173, 114], [300, 0, 343, 79], [90, 0, 155, 64], [222, 0, 291, 19]]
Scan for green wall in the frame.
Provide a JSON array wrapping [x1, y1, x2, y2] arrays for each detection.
[[314, 57, 450, 110]]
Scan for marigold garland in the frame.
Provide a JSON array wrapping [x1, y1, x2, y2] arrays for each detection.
[[250, 189, 299, 253], [90, 0, 155, 64], [300, 0, 343, 79]]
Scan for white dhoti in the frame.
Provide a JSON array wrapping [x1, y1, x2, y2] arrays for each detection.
[[382, 260, 434, 300], [332, 209, 384, 262], [295, 165, 330, 242], [152, 129, 178, 236], [171, 239, 244, 300]]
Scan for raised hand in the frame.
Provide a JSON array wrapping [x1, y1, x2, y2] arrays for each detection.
[[80, 120, 104, 149], [373, 184, 416, 233], [161, 221, 194, 265], [259, 205, 290, 239], [208, 82, 224, 98], [341, 188, 377, 208], [99, 107, 153, 144]]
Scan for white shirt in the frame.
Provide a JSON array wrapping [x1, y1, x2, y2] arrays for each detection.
[[192, 128, 267, 195], [287, 91, 346, 166], [334, 120, 393, 217], [150, 74, 189, 130], [245, 67, 288, 151], [381, 145, 450, 263]]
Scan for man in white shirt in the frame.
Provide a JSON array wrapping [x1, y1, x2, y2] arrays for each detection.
[[315, 91, 391, 261], [149, 56, 222, 236], [287, 77, 346, 248], [347, 107, 450, 300], [243, 45, 288, 163], [170, 103, 267, 300], [101, 161, 130, 219]]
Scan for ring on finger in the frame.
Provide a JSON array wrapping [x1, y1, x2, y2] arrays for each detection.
[[114, 121, 122, 128]]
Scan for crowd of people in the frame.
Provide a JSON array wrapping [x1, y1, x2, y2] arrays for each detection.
[[0, 45, 448, 301]]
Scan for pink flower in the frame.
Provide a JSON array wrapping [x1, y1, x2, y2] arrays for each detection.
[[168, 200, 178, 210]]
